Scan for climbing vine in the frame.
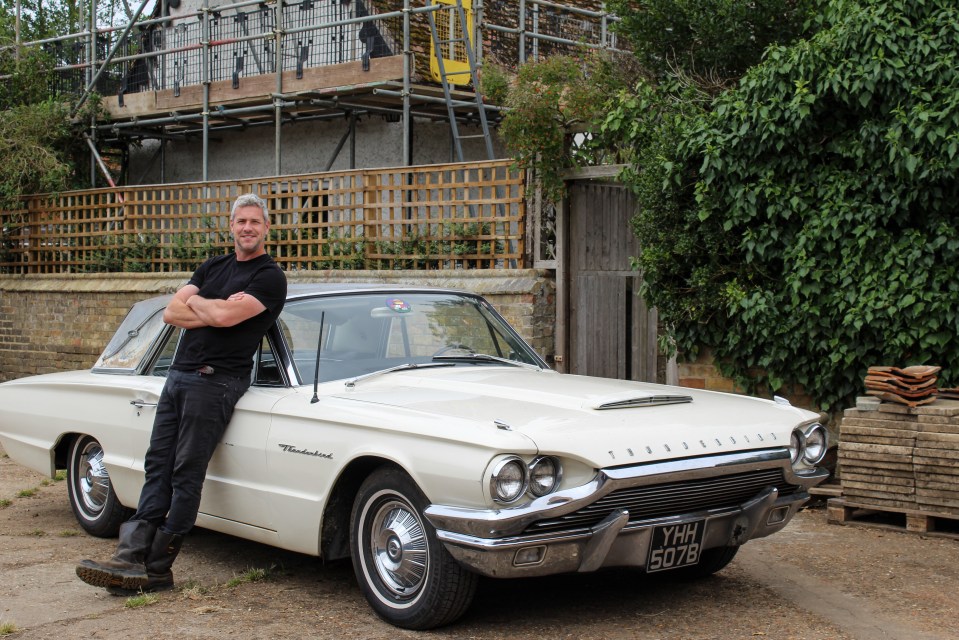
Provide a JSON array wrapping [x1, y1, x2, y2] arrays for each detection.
[[618, 0, 959, 411]]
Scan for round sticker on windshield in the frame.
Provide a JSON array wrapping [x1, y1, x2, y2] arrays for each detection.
[[387, 298, 411, 313]]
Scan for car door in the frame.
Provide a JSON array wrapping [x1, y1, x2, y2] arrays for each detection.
[[132, 331, 296, 538], [198, 334, 296, 537]]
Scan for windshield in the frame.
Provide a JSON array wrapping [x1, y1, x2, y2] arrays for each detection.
[[278, 292, 545, 384]]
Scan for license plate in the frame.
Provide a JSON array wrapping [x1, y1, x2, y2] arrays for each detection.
[[645, 520, 705, 573]]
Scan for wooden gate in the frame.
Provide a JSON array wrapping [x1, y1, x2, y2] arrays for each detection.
[[558, 175, 660, 382]]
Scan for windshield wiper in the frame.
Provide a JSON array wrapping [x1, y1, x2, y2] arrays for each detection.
[[432, 353, 543, 370], [344, 362, 455, 388]]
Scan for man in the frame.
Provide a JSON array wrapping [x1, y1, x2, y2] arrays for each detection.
[[76, 193, 287, 594]]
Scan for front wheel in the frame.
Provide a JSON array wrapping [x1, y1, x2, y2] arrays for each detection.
[[350, 466, 478, 630], [669, 544, 740, 579], [66, 435, 133, 537]]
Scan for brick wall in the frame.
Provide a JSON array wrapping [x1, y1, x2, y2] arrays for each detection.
[[677, 348, 817, 411], [0, 275, 181, 381], [0, 271, 555, 382]]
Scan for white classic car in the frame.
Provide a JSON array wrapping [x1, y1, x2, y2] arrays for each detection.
[[0, 284, 828, 629]]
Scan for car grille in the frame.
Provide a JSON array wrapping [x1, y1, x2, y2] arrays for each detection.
[[525, 468, 797, 535]]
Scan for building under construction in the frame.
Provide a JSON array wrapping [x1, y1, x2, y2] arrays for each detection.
[[1, 1, 666, 386], [14, 0, 622, 186]]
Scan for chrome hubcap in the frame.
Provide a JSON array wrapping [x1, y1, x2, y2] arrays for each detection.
[[77, 441, 110, 515], [370, 499, 428, 599]]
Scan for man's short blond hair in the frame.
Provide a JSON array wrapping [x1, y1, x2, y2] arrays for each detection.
[[230, 193, 270, 223]]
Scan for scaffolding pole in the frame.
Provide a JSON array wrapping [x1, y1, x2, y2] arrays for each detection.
[[71, 0, 153, 119], [201, 0, 211, 183], [519, 0, 526, 64], [88, 0, 96, 187], [274, 0, 285, 176], [83, 133, 122, 193], [402, 0, 411, 166]]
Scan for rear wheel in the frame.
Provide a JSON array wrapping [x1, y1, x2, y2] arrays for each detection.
[[66, 435, 132, 537], [350, 466, 478, 630]]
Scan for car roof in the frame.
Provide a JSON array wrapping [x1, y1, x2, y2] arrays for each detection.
[[285, 282, 468, 300], [95, 283, 478, 373], [133, 283, 472, 314]]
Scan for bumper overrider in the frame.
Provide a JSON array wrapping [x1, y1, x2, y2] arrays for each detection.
[[424, 449, 828, 578]]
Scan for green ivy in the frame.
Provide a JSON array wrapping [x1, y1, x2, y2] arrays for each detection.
[[626, 0, 959, 412]]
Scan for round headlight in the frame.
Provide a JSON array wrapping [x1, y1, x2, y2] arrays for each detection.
[[802, 424, 828, 464], [528, 456, 562, 497], [789, 430, 804, 464], [490, 457, 528, 503]]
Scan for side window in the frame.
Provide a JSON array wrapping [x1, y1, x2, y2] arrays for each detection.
[[254, 335, 285, 386], [149, 327, 181, 377]]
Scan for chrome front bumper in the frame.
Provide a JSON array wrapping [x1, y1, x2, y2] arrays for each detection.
[[425, 449, 827, 579]]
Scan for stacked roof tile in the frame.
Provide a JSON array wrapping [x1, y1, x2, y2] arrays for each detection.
[[940, 387, 959, 400], [864, 365, 940, 407]]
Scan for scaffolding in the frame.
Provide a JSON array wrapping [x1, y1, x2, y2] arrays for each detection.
[[1, 0, 624, 186]]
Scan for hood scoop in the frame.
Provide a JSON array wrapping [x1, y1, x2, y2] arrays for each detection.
[[585, 392, 694, 410]]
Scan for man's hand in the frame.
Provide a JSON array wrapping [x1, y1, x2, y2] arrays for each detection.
[[163, 285, 206, 329]]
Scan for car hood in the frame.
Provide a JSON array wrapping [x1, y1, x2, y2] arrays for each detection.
[[332, 367, 817, 467]]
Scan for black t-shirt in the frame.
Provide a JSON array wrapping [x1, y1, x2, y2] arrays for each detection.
[[172, 253, 287, 377]]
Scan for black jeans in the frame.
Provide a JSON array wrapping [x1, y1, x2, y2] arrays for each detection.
[[133, 368, 250, 535]]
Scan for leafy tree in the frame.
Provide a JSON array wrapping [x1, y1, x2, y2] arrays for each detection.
[[0, 44, 54, 106], [0, 0, 116, 206], [623, 0, 959, 411], [605, 0, 817, 85], [0, 99, 75, 205], [0, 0, 84, 45]]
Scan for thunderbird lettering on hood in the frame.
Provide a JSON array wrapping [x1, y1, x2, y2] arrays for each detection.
[[334, 367, 808, 467]]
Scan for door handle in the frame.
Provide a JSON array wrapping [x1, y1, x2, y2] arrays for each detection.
[[130, 399, 158, 408]]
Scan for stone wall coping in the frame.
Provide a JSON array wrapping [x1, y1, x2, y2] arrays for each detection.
[[0, 270, 554, 296], [0, 273, 185, 293]]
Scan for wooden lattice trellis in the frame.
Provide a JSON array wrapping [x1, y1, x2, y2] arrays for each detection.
[[0, 161, 525, 274]]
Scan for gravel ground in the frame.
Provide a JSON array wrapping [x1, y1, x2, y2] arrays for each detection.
[[2, 443, 957, 640]]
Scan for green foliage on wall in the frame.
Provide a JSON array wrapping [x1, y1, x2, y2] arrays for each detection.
[[619, 0, 959, 411]]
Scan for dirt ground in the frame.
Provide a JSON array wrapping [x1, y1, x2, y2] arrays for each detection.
[[2, 442, 957, 640]]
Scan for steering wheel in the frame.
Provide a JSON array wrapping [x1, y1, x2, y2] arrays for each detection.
[[433, 344, 475, 357]]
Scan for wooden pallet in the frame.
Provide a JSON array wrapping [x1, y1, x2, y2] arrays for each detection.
[[827, 497, 959, 540], [807, 482, 842, 505]]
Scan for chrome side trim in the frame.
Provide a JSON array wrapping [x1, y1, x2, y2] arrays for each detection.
[[424, 448, 827, 539]]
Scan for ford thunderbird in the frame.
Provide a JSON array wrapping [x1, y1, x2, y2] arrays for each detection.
[[0, 284, 829, 628]]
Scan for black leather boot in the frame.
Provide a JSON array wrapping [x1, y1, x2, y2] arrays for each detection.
[[76, 520, 156, 589], [107, 529, 183, 596]]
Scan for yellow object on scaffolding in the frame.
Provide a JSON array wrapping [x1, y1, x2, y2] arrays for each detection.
[[429, 0, 474, 87]]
